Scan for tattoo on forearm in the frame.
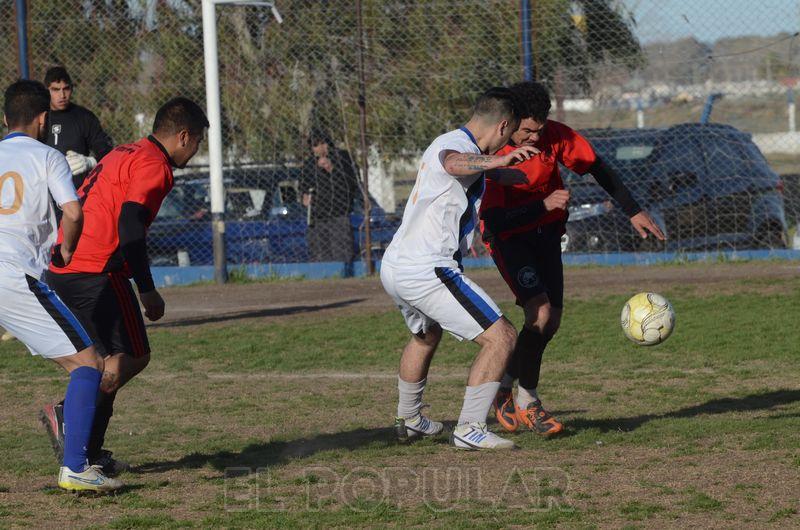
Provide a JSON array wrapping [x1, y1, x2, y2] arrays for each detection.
[[448, 154, 496, 173]]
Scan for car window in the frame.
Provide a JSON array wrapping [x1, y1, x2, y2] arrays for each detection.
[[156, 182, 209, 220], [568, 133, 660, 188], [704, 133, 750, 179]]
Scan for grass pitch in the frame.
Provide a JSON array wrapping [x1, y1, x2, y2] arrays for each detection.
[[0, 272, 798, 528]]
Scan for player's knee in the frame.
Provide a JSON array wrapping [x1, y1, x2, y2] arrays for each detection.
[[76, 345, 104, 372], [492, 318, 518, 354], [525, 309, 560, 339]]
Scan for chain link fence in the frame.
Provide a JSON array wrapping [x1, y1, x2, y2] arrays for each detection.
[[3, 0, 799, 268]]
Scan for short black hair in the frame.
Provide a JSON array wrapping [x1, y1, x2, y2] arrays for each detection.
[[508, 81, 551, 123], [308, 128, 333, 148], [3, 80, 50, 128], [152, 97, 209, 136], [44, 66, 72, 87], [472, 86, 521, 123]]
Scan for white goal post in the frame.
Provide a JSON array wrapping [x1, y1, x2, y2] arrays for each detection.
[[201, 0, 283, 283]]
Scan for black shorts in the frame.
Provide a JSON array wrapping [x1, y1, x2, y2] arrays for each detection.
[[45, 271, 150, 358], [489, 224, 564, 309]]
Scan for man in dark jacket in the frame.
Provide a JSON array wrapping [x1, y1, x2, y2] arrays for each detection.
[[300, 130, 361, 262], [44, 66, 114, 189]]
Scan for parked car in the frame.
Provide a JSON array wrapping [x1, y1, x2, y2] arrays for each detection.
[[561, 123, 788, 253], [149, 165, 401, 265]]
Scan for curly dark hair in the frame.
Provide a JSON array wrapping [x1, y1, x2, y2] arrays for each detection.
[[509, 81, 551, 123]]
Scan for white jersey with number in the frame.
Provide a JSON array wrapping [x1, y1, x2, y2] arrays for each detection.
[[0, 133, 77, 280], [382, 128, 486, 271]]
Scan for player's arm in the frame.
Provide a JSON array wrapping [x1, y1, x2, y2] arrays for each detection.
[[86, 110, 113, 160], [485, 167, 528, 186], [57, 201, 83, 266], [441, 145, 539, 177], [121, 159, 171, 320], [587, 157, 665, 240], [66, 112, 113, 175], [118, 202, 163, 320], [118, 202, 154, 294], [47, 152, 82, 266], [587, 157, 640, 217]]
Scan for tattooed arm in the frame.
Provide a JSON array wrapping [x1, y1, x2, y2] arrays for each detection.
[[441, 145, 539, 177]]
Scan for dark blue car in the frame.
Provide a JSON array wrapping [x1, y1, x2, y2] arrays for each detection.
[[561, 123, 788, 252], [149, 166, 400, 265]]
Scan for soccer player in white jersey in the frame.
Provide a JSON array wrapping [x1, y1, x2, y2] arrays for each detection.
[[381, 87, 539, 450], [0, 80, 121, 492]]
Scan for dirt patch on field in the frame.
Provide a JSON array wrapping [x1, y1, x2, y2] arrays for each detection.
[[154, 262, 800, 329]]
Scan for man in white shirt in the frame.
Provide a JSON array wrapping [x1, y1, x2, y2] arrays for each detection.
[[381, 87, 539, 450], [0, 79, 121, 492]]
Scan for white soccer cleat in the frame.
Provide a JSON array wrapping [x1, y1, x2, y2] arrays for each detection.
[[58, 464, 124, 493], [394, 415, 444, 442], [451, 422, 516, 450]]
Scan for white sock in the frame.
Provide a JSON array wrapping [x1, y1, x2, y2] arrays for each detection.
[[397, 377, 426, 419], [500, 373, 514, 390], [457, 381, 501, 425], [516, 386, 539, 409]]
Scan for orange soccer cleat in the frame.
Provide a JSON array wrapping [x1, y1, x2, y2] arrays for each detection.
[[493, 389, 519, 433], [517, 400, 564, 436]]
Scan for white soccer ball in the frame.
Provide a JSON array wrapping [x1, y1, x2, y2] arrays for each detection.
[[620, 292, 675, 346]]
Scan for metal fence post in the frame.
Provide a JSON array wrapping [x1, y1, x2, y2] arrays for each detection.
[[15, 0, 30, 79], [520, 0, 533, 81], [356, 0, 373, 276]]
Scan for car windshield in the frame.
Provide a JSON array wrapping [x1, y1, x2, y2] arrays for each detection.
[[562, 132, 660, 185]]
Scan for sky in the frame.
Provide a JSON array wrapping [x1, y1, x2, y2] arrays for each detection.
[[625, 0, 799, 44]]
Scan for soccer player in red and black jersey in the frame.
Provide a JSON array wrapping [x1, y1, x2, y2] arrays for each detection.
[[480, 82, 665, 436], [41, 97, 208, 474]]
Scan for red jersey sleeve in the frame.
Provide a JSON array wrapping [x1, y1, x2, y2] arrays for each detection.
[[553, 121, 596, 175], [124, 157, 172, 223]]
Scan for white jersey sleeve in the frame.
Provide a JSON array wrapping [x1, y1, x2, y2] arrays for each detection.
[[47, 150, 78, 207], [434, 135, 480, 176]]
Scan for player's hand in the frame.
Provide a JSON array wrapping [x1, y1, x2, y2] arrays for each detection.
[[499, 145, 540, 166], [543, 189, 570, 211], [50, 244, 70, 268], [59, 245, 74, 267], [630, 211, 666, 240], [65, 151, 97, 176], [139, 289, 165, 321]]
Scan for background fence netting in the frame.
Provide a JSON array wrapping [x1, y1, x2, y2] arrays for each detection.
[[3, 0, 799, 267]]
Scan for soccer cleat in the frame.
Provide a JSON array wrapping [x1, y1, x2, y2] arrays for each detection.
[[517, 400, 564, 436], [451, 422, 516, 450], [394, 415, 444, 442], [39, 402, 65, 461], [58, 465, 124, 494], [493, 388, 519, 433], [90, 450, 131, 477], [1, 330, 16, 341]]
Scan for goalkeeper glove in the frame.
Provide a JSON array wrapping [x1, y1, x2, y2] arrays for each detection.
[[66, 150, 97, 176]]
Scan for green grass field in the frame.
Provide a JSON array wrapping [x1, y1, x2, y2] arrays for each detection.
[[0, 273, 798, 528]]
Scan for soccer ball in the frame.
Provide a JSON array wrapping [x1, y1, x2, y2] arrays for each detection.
[[620, 292, 675, 346]]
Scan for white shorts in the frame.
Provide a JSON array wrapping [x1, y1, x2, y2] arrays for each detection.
[[380, 263, 502, 341], [0, 262, 93, 359]]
